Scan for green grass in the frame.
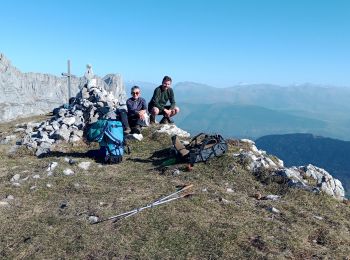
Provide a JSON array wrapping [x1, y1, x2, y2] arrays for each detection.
[[0, 116, 350, 259]]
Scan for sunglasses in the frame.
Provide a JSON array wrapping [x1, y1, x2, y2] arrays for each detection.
[[131, 92, 140, 95]]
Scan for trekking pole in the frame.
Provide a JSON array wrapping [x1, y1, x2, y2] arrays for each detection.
[[152, 184, 193, 204], [122, 184, 193, 220], [123, 192, 193, 220], [112, 185, 193, 222], [92, 184, 193, 224]]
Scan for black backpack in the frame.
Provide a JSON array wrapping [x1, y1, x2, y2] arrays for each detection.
[[172, 133, 228, 164]]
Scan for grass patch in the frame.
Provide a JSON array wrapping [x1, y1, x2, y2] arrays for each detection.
[[0, 120, 350, 258]]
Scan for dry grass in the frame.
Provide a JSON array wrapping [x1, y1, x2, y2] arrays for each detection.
[[0, 116, 350, 259]]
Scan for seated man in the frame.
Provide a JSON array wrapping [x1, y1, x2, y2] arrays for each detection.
[[126, 86, 148, 133], [148, 76, 180, 124]]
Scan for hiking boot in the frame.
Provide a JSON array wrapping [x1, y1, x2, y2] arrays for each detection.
[[167, 117, 174, 124], [124, 127, 131, 134], [160, 117, 174, 124], [131, 125, 141, 134], [150, 114, 156, 124], [160, 117, 168, 124]]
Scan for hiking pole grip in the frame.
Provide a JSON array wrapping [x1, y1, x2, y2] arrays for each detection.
[[182, 184, 193, 191]]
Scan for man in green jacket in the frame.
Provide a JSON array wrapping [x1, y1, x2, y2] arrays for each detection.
[[148, 76, 180, 124]]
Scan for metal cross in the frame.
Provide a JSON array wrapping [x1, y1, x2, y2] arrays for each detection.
[[61, 60, 76, 103]]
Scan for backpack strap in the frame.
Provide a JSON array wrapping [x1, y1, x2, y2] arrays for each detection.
[[187, 133, 207, 148], [104, 128, 123, 146], [124, 141, 131, 154], [199, 136, 218, 163], [172, 135, 189, 157]]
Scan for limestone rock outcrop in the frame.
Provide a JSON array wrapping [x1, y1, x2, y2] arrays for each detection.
[[0, 53, 126, 122], [235, 139, 346, 200]]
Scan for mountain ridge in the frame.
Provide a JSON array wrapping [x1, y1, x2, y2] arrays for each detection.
[[0, 53, 126, 122]]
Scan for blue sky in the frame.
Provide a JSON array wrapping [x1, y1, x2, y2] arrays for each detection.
[[1, 0, 350, 87]]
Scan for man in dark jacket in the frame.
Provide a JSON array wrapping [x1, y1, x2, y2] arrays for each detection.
[[148, 76, 180, 124]]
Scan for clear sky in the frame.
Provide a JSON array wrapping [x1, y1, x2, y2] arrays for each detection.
[[1, 0, 350, 87]]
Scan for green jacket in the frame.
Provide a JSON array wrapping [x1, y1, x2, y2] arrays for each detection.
[[149, 86, 176, 112]]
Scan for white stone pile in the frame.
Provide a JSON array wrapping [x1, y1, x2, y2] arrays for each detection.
[[235, 139, 346, 200], [21, 73, 126, 157], [156, 124, 190, 138]]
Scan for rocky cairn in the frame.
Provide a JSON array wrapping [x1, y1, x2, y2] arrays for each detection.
[[20, 67, 126, 157]]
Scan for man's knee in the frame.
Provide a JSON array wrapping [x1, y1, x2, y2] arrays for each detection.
[[171, 107, 180, 116], [150, 107, 160, 115]]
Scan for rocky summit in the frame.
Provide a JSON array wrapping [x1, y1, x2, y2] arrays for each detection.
[[0, 53, 126, 122], [0, 115, 349, 259], [0, 53, 349, 258]]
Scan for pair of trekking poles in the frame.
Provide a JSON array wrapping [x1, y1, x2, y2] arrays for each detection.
[[92, 184, 193, 224]]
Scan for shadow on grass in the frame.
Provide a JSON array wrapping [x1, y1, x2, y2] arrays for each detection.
[[44, 147, 177, 168], [127, 147, 176, 167], [42, 149, 105, 163]]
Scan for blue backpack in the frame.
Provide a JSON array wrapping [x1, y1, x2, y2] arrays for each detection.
[[87, 119, 127, 163]]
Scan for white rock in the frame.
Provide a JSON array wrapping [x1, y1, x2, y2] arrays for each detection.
[[32, 174, 40, 179], [14, 128, 26, 133], [69, 135, 81, 143], [47, 162, 58, 172], [63, 169, 74, 176], [269, 207, 280, 214], [0, 201, 10, 206], [156, 125, 190, 138], [6, 195, 14, 200], [46, 183, 52, 188], [299, 164, 345, 200], [131, 133, 143, 141], [10, 174, 20, 182], [88, 216, 99, 224], [62, 117, 76, 126], [240, 139, 255, 145], [226, 188, 234, 193], [219, 198, 231, 204], [251, 145, 259, 153], [172, 169, 181, 176], [78, 162, 91, 170], [264, 195, 281, 201]]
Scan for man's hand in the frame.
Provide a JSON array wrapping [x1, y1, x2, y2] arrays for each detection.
[[163, 109, 171, 117], [138, 110, 146, 120]]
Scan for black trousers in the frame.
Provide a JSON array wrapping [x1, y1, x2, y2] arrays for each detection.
[[117, 109, 130, 130]]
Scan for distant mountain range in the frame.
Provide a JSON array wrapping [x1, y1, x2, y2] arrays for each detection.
[[174, 103, 327, 140], [256, 133, 350, 196], [125, 81, 350, 141]]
